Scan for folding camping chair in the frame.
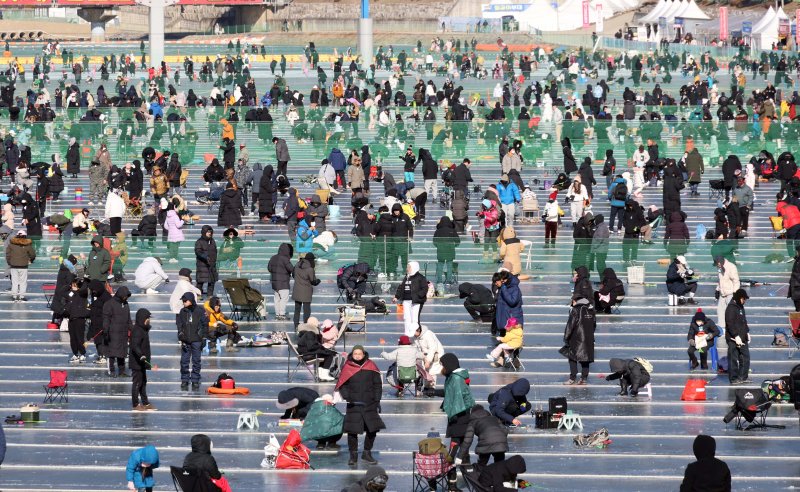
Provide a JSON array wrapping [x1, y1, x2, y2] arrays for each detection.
[[708, 179, 725, 201], [123, 192, 144, 220], [286, 333, 323, 383], [386, 363, 422, 398], [726, 388, 786, 431], [789, 312, 800, 359], [504, 348, 525, 372], [646, 214, 663, 240], [222, 278, 264, 321], [42, 283, 56, 308], [460, 464, 490, 492], [412, 452, 454, 492], [43, 369, 68, 403], [610, 295, 625, 315], [170, 466, 219, 492]]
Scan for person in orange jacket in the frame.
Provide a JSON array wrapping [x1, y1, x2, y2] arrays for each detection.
[[203, 297, 240, 353]]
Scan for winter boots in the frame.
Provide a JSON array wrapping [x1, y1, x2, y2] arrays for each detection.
[[317, 368, 335, 382], [348, 452, 358, 466], [361, 450, 378, 465], [225, 339, 239, 352]]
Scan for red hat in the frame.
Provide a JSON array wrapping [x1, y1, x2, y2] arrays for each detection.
[[398, 335, 412, 345], [505, 317, 519, 328]]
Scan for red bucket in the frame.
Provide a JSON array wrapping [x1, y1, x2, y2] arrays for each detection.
[[219, 378, 235, 390]]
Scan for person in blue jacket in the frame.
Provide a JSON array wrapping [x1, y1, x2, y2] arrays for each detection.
[[295, 217, 319, 256], [497, 174, 521, 227], [126, 444, 159, 492], [328, 147, 347, 189], [488, 378, 531, 426], [607, 174, 628, 234], [494, 270, 524, 335]]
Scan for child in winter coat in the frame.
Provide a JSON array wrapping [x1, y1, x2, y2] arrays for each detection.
[[320, 319, 339, 350], [486, 318, 524, 367], [458, 404, 509, 465], [126, 445, 160, 492], [381, 335, 423, 395], [478, 199, 500, 261]]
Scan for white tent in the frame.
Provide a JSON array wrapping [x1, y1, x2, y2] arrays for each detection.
[[554, 0, 621, 29], [673, 0, 709, 21], [482, 0, 560, 31], [618, 0, 641, 10], [752, 6, 783, 50], [750, 6, 775, 33], [777, 6, 789, 20], [639, 0, 671, 23]]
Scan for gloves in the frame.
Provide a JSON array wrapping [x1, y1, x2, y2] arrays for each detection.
[[714, 290, 720, 300], [139, 355, 147, 362], [705, 334, 714, 341], [454, 458, 463, 465], [688, 339, 695, 347]]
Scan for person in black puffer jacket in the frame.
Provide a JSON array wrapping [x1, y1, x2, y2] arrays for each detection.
[[102, 286, 132, 378], [680, 435, 731, 492], [606, 357, 652, 396], [459, 282, 495, 322], [275, 387, 320, 419], [131, 209, 158, 249], [129, 308, 153, 410], [477, 455, 527, 492], [267, 243, 294, 320], [194, 226, 218, 298], [458, 404, 509, 465], [182, 434, 222, 480], [217, 182, 244, 228]]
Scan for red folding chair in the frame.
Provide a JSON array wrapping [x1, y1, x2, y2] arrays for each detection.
[[43, 370, 68, 403]]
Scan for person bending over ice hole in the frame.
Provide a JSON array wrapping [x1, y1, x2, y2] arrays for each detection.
[[687, 310, 720, 370], [203, 296, 241, 353], [605, 357, 652, 397], [488, 378, 531, 426], [299, 393, 344, 451], [125, 445, 159, 492], [342, 465, 389, 492], [457, 404, 509, 466], [339, 262, 372, 302], [459, 282, 495, 322]]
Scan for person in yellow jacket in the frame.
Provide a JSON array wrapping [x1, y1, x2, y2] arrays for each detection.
[[486, 318, 524, 367], [203, 296, 240, 353], [111, 232, 128, 283]]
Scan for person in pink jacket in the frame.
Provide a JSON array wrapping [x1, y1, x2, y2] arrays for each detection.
[[477, 199, 501, 262], [164, 206, 185, 263], [320, 319, 339, 350]]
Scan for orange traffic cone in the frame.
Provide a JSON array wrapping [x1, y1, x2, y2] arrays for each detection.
[[680, 379, 707, 401]]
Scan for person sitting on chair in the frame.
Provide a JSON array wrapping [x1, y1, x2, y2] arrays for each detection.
[[605, 357, 653, 397], [594, 268, 625, 314], [488, 378, 531, 426], [276, 387, 320, 419], [667, 255, 698, 305], [297, 317, 337, 382], [687, 310, 720, 370], [182, 434, 222, 481], [380, 335, 423, 396], [459, 282, 495, 323], [485, 318, 523, 368], [203, 296, 241, 353], [339, 262, 372, 301]]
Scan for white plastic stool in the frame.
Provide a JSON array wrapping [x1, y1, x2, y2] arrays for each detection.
[[668, 294, 678, 306], [638, 383, 653, 398], [237, 412, 259, 430], [557, 410, 583, 431]]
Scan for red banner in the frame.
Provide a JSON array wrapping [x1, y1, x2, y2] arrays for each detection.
[[719, 7, 728, 40], [47, 0, 265, 5], [582, 0, 590, 28], [0, 0, 52, 5]]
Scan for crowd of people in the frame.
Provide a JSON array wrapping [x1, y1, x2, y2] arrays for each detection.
[[4, 33, 792, 490]]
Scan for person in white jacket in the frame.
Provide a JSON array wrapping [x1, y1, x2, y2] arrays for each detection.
[[134, 256, 169, 294], [105, 188, 126, 235], [714, 255, 740, 351], [414, 325, 444, 389], [169, 267, 202, 318], [565, 177, 588, 224], [381, 335, 423, 395]]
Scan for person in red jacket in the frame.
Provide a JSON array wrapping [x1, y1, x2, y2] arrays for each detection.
[[777, 200, 800, 256]]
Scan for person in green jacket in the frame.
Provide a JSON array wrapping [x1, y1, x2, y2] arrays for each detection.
[[424, 353, 474, 491], [299, 394, 344, 450], [86, 235, 111, 283]]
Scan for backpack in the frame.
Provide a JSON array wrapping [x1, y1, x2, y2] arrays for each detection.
[[772, 328, 790, 347], [364, 297, 387, 314], [328, 353, 346, 379], [613, 183, 627, 201], [418, 437, 453, 462], [213, 373, 235, 388]]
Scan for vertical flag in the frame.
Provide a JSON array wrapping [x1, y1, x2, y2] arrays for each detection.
[[719, 7, 728, 40], [582, 0, 590, 28], [596, 2, 604, 32]]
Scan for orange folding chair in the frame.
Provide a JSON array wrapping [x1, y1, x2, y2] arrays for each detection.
[[43, 370, 68, 404]]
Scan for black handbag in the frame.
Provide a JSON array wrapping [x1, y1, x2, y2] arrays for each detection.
[[558, 345, 571, 359]]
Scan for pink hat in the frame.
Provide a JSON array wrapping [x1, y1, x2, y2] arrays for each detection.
[[321, 319, 335, 331], [505, 317, 519, 328]]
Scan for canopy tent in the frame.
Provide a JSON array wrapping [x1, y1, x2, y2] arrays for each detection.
[[672, 0, 709, 21], [481, 0, 560, 31], [751, 6, 775, 33], [751, 6, 788, 50], [694, 10, 761, 35], [639, 0, 672, 23], [555, 0, 622, 30]]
